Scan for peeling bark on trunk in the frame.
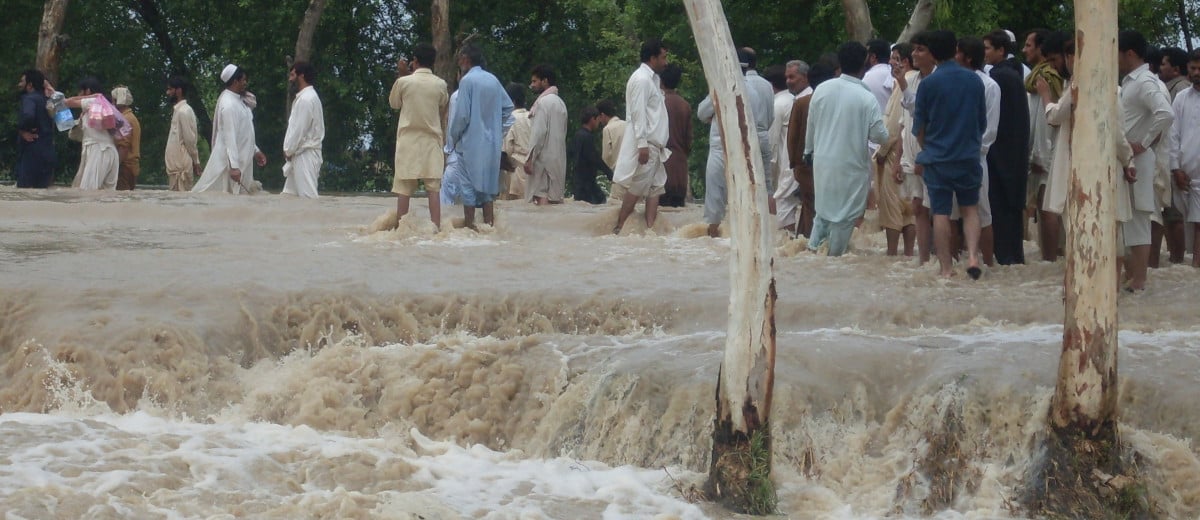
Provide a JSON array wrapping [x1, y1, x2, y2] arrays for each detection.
[[1052, 0, 1120, 444], [130, 0, 213, 146], [683, 0, 778, 514], [36, 0, 70, 86], [896, 0, 934, 43], [288, 0, 327, 115], [1025, 2, 1146, 517], [842, 0, 874, 43], [431, 0, 456, 87]]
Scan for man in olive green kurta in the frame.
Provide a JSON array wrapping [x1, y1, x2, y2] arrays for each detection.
[[389, 43, 449, 228]]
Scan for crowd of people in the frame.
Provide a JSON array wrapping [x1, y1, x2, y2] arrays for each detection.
[[14, 62, 324, 198], [12, 28, 1200, 287]]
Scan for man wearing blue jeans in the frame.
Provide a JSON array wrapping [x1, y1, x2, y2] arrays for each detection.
[[912, 30, 988, 278]]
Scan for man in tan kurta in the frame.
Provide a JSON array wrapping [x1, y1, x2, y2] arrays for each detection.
[[164, 76, 201, 191], [524, 64, 568, 205], [112, 87, 142, 190], [597, 99, 627, 200], [871, 44, 916, 256], [389, 43, 449, 228]]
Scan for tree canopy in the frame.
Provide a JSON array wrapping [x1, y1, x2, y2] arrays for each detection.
[[2, 0, 1194, 193]]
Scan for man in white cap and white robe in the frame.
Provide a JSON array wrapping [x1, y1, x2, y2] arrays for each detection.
[[194, 64, 266, 194]]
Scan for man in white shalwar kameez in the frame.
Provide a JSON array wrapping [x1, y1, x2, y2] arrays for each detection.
[[282, 61, 324, 199], [700, 47, 773, 238], [60, 77, 119, 191], [1119, 31, 1175, 291], [193, 65, 266, 194], [523, 64, 568, 205], [804, 42, 888, 256], [1168, 50, 1200, 266], [613, 39, 671, 234]]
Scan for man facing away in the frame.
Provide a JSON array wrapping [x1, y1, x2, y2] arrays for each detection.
[[164, 76, 201, 191], [956, 36, 1000, 266], [445, 44, 515, 228], [501, 83, 531, 200], [389, 43, 448, 228], [524, 64, 568, 205], [15, 69, 55, 189], [804, 41, 888, 256], [569, 106, 612, 205], [193, 64, 267, 194], [282, 61, 325, 199], [660, 63, 692, 208], [1169, 49, 1200, 267], [912, 30, 987, 278], [700, 47, 774, 238], [1120, 30, 1176, 291], [612, 39, 671, 234], [983, 30, 1031, 265], [111, 86, 141, 190]]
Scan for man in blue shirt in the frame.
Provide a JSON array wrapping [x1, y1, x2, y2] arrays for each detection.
[[912, 30, 988, 279]]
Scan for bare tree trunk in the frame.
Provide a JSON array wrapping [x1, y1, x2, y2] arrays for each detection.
[[1054, 0, 1120, 446], [288, 0, 328, 114], [431, 0, 456, 86], [36, 0, 70, 86], [1026, 2, 1147, 516], [842, 0, 874, 43], [129, 0, 213, 145], [1178, 0, 1195, 52], [683, 0, 778, 514], [896, 0, 935, 43]]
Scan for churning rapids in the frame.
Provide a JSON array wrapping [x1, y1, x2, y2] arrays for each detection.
[[1, 186, 1197, 519]]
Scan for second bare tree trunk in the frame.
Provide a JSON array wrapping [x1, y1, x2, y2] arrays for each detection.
[[683, 0, 778, 514], [36, 0, 70, 86], [289, 0, 328, 114], [842, 0, 874, 43]]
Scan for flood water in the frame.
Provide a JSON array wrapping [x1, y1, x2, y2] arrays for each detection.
[[1, 186, 1197, 519]]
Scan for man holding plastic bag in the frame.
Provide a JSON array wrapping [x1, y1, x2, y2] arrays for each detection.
[[48, 76, 125, 191]]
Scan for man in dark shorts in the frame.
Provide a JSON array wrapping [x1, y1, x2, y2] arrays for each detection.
[[912, 30, 988, 279]]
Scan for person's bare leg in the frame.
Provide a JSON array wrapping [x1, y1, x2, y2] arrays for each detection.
[[1192, 224, 1200, 267], [396, 194, 411, 228], [615, 192, 639, 234], [1128, 244, 1150, 290], [644, 194, 659, 229], [1167, 220, 1185, 263], [1040, 210, 1060, 262], [915, 201, 931, 264], [902, 224, 915, 256], [933, 214, 954, 277], [885, 229, 900, 256], [464, 206, 476, 230], [707, 223, 720, 238], [427, 190, 441, 230], [950, 221, 963, 262], [961, 205, 982, 272], [1149, 221, 1164, 268], [980, 225, 995, 266], [483, 202, 495, 226]]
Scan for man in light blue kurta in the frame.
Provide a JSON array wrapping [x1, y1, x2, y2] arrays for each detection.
[[804, 42, 888, 256], [446, 44, 514, 228]]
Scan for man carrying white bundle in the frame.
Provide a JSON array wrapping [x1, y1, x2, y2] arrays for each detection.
[[193, 64, 267, 195]]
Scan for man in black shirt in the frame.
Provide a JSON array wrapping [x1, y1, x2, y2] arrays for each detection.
[[569, 106, 612, 204], [15, 69, 57, 188]]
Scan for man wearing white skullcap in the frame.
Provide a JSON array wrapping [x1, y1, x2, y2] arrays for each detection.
[[111, 86, 142, 190], [193, 64, 266, 194]]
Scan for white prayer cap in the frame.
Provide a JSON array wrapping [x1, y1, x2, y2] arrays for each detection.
[[1004, 29, 1017, 43], [220, 64, 239, 83], [110, 86, 132, 106]]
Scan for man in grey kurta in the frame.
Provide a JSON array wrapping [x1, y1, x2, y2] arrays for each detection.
[[700, 47, 774, 238], [804, 42, 888, 256], [523, 64, 568, 205]]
